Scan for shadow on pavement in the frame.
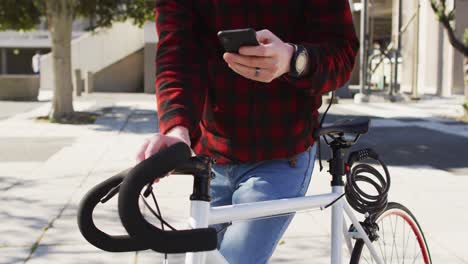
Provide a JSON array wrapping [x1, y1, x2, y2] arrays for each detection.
[[89, 107, 468, 175], [91, 106, 159, 134], [318, 114, 468, 175]]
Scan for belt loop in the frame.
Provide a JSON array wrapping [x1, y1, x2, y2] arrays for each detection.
[[288, 146, 312, 168], [288, 155, 297, 168]]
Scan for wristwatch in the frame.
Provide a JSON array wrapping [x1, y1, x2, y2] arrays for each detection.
[[288, 43, 309, 78]]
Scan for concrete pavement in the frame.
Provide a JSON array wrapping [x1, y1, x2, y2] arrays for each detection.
[[0, 93, 467, 263]]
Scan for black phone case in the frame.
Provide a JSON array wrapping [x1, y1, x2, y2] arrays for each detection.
[[217, 28, 259, 53]]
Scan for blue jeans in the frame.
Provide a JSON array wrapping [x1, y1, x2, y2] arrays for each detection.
[[209, 144, 317, 264]]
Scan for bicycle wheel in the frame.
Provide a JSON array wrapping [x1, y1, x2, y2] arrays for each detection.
[[350, 202, 431, 264]]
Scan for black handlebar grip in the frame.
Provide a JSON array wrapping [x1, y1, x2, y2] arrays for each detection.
[[118, 142, 218, 253], [77, 169, 150, 252]]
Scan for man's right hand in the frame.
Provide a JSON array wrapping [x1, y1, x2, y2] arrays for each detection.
[[136, 126, 191, 182]]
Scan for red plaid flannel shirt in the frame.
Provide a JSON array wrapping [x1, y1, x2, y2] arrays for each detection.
[[155, 0, 359, 164]]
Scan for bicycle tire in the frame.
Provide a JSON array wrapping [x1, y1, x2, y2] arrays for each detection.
[[350, 202, 431, 264]]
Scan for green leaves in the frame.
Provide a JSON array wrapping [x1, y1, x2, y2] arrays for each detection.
[[429, 0, 454, 22], [0, 0, 154, 31], [429, 0, 468, 56], [429, 0, 440, 14], [124, 0, 155, 27], [446, 10, 455, 21], [76, 0, 154, 30], [0, 0, 42, 31]]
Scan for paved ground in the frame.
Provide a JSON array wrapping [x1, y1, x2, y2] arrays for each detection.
[[0, 93, 467, 264]]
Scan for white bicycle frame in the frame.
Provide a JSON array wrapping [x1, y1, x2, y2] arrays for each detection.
[[184, 185, 384, 264]]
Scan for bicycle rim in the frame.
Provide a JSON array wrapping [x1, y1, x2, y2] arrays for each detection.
[[350, 202, 431, 264]]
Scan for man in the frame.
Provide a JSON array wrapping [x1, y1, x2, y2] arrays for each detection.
[[32, 50, 41, 74], [137, 1, 359, 263]]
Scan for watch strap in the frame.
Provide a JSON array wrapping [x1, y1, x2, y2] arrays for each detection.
[[287, 43, 299, 78], [287, 43, 308, 78]]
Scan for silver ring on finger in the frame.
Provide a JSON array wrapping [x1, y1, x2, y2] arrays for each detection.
[[254, 67, 260, 77]]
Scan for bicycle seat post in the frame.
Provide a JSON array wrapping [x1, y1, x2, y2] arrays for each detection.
[[328, 140, 350, 187], [325, 139, 351, 264]]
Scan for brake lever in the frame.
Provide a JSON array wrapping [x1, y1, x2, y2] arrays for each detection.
[[100, 184, 120, 203], [143, 183, 153, 198]]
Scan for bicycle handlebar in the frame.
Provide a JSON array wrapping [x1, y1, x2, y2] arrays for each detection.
[[77, 169, 149, 252], [77, 142, 217, 253], [118, 142, 217, 253]]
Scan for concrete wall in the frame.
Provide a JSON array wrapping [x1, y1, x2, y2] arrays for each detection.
[[94, 49, 144, 93], [399, 0, 418, 94], [417, 0, 441, 95], [144, 43, 156, 93], [144, 22, 158, 93], [40, 21, 144, 92], [0, 75, 39, 101]]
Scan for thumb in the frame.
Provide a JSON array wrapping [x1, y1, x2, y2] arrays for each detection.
[[256, 29, 277, 44]]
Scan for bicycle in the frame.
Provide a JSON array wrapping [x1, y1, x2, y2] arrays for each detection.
[[77, 117, 431, 264]]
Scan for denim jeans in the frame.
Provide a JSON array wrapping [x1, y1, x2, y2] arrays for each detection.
[[209, 144, 317, 264]]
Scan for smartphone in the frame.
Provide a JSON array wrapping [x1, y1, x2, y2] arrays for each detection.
[[217, 28, 259, 53]]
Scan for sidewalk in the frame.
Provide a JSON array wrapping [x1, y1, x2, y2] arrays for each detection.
[[0, 93, 467, 263]]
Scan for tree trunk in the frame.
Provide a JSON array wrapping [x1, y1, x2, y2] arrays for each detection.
[[464, 57, 468, 116], [46, 0, 75, 121]]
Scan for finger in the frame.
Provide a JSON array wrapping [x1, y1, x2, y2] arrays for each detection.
[[238, 44, 275, 57], [136, 138, 151, 162], [228, 62, 256, 80], [255, 29, 277, 44], [228, 62, 273, 83], [223, 52, 275, 69], [144, 137, 166, 160]]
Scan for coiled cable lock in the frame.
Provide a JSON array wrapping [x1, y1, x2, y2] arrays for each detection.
[[345, 148, 391, 218]]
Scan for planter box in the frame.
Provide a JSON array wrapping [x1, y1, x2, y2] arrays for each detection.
[[0, 75, 40, 101]]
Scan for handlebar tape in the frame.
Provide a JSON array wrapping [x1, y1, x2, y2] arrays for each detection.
[[118, 142, 217, 253], [77, 169, 150, 252]]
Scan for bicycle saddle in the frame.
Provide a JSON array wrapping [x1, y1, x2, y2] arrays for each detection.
[[315, 117, 371, 138]]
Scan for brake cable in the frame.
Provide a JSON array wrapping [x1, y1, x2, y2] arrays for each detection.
[[139, 185, 177, 231], [317, 91, 335, 171], [150, 188, 169, 262], [140, 184, 173, 263]]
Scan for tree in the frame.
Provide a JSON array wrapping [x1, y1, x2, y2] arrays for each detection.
[[0, 0, 154, 122], [429, 0, 468, 116]]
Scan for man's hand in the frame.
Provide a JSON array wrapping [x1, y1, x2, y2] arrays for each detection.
[[136, 126, 191, 182], [223, 29, 294, 83]]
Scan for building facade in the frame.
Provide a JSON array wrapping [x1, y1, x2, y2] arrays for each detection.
[[350, 0, 467, 97]]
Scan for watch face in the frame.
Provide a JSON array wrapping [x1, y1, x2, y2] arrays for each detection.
[[296, 52, 307, 74]]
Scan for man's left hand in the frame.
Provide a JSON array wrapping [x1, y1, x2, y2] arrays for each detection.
[[223, 29, 294, 83]]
